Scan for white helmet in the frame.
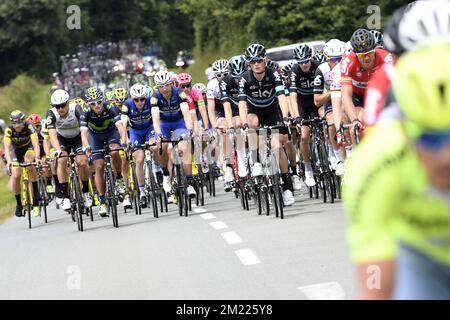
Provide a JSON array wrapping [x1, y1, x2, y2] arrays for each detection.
[[323, 39, 345, 58], [51, 89, 69, 105], [212, 59, 229, 75], [129, 84, 147, 98], [154, 71, 172, 86], [193, 83, 206, 94], [399, 0, 450, 51], [344, 41, 353, 56]]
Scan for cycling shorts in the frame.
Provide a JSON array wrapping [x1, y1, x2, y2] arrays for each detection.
[[160, 119, 188, 140], [89, 128, 121, 161], [129, 126, 155, 146]]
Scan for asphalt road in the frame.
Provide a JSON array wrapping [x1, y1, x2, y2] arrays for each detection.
[[0, 181, 356, 300]]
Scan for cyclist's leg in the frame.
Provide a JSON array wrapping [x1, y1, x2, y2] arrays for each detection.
[[246, 107, 260, 172], [73, 135, 91, 202], [107, 128, 122, 178], [130, 127, 147, 196], [300, 104, 317, 187], [23, 148, 40, 208], [10, 149, 23, 216]]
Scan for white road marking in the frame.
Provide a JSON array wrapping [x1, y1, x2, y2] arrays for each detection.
[[297, 282, 345, 300], [209, 221, 228, 230], [199, 213, 215, 220], [194, 208, 207, 214], [234, 248, 261, 265], [221, 232, 243, 245]]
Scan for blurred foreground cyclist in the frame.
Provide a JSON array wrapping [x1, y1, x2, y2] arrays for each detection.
[[343, 45, 450, 299]]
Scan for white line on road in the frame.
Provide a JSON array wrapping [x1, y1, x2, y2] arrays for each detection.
[[297, 282, 345, 300], [199, 213, 215, 219], [194, 208, 208, 214], [209, 221, 228, 230], [234, 248, 261, 265], [221, 232, 243, 245]]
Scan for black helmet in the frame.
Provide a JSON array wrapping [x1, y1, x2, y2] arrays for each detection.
[[293, 44, 312, 61], [10, 110, 25, 123], [266, 59, 279, 71], [245, 43, 266, 62], [229, 55, 246, 77], [313, 51, 326, 63], [350, 28, 376, 53], [370, 30, 384, 48]]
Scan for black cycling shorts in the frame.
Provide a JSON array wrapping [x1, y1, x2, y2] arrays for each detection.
[[11, 144, 33, 164], [248, 104, 288, 135], [58, 134, 83, 155], [352, 93, 364, 108], [215, 105, 239, 119], [298, 98, 320, 121]]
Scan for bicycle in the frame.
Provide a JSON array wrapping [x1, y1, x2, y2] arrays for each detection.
[[202, 131, 216, 197], [36, 163, 50, 224], [191, 133, 205, 207], [133, 141, 168, 218], [302, 117, 336, 204], [160, 135, 191, 217], [91, 146, 124, 228], [16, 162, 37, 229]]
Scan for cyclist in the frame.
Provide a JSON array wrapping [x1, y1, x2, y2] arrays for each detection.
[[340, 28, 393, 137], [238, 43, 295, 206], [150, 71, 196, 199], [26, 114, 54, 194], [47, 89, 93, 211], [219, 55, 248, 184], [177, 73, 209, 132], [343, 44, 450, 299], [3, 110, 42, 217], [313, 39, 346, 176], [369, 30, 384, 49], [80, 87, 128, 217], [289, 43, 321, 187], [114, 87, 132, 209], [121, 83, 155, 208]]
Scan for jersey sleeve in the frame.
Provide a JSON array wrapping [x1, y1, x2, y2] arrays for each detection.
[[108, 104, 122, 124], [274, 71, 285, 96], [289, 68, 298, 93], [121, 101, 131, 116], [80, 108, 90, 128], [46, 109, 57, 130], [206, 80, 216, 101], [219, 79, 231, 103], [343, 123, 404, 263], [28, 124, 38, 139], [3, 127, 12, 143], [313, 68, 325, 94], [238, 77, 248, 102], [340, 56, 354, 86]]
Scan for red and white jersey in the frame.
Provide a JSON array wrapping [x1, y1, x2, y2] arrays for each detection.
[[340, 48, 393, 95], [363, 61, 396, 127]]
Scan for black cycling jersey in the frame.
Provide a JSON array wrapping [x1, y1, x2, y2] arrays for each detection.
[[219, 75, 240, 110], [238, 67, 285, 108], [4, 123, 37, 149], [289, 59, 321, 97]]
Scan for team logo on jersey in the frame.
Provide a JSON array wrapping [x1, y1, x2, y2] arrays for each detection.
[[46, 117, 53, 125]]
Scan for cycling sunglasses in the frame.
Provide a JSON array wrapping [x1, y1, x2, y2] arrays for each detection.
[[297, 59, 311, 65], [216, 72, 229, 78], [54, 102, 68, 110], [415, 131, 450, 151], [328, 56, 342, 63], [12, 121, 25, 126], [133, 97, 146, 103], [356, 49, 376, 59], [249, 59, 264, 65], [88, 99, 103, 107], [180, 83, 192, 89]]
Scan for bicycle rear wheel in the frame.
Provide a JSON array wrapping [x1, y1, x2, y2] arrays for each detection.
[[25, 181, 32, 229], [71, 175, 84, 232], [106, 167, 119, 228]]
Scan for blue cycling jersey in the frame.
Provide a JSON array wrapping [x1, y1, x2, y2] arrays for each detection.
[[80, 103, 121, 133], [150, 86, 188, 122], [122, 97, 153, 130]]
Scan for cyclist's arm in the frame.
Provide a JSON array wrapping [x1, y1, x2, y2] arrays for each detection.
[[120, 104, 129, 131], [115, 121, 127, 145], [48, 129, 61, 152], [181, 101, 193, 130], [3, 138, 12, 164], [207, 98, 217, 129], [80, 127, 89, 148], [223, 101, 234, 129], [342, 84, 358, 121], [237, 78, 248, 126], [331, 93, 343, 132], [275, 71, 289, 118], [151, 106, 162, 136], [30, 133, 40, 159], [197, 97, 209, 129], [289, 92, 300, 118]]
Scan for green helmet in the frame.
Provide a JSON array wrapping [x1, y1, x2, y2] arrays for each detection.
[[105, 90, 115, 101], [393, 45, 450, 136]]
